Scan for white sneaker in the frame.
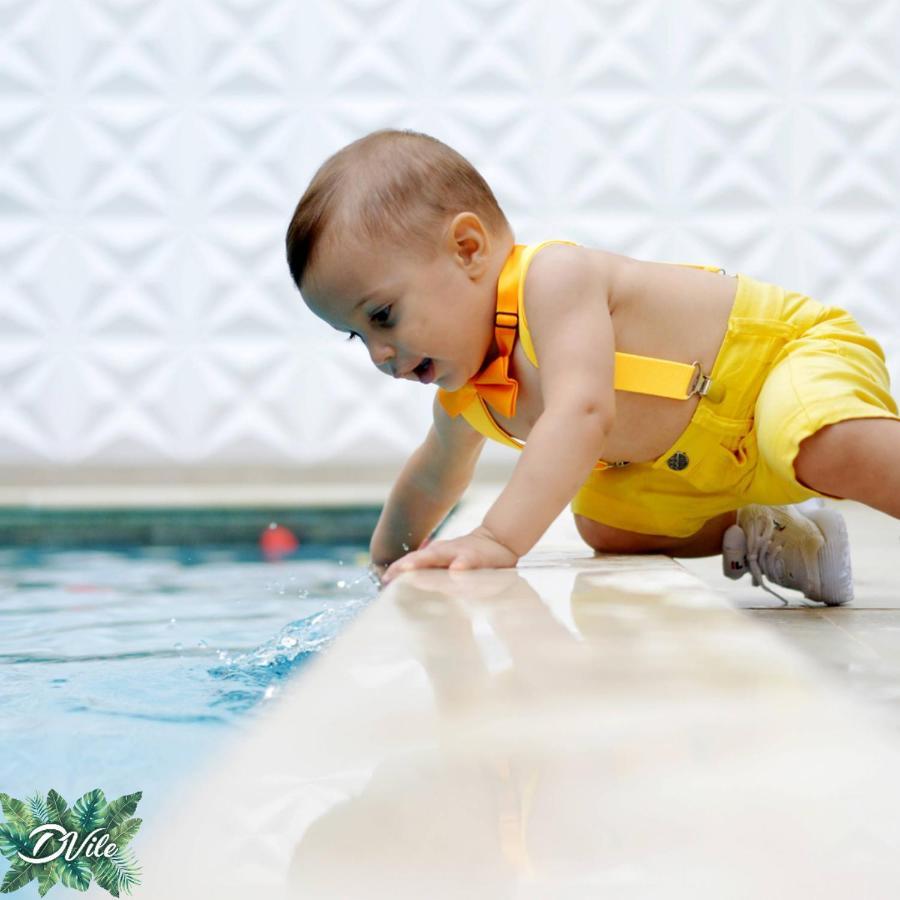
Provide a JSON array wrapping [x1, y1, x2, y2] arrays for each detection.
[[722, 503, 853, 605]]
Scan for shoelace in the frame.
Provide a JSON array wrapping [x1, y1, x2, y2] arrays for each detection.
[[744, 514, 820, 606]]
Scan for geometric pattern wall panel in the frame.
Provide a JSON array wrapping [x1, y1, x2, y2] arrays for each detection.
[[1, 0, 898, 471]]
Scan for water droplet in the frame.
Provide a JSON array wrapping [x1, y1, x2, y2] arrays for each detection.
[[264, 685, 277, 700], [401, 542, 410, 552], [337, 580, 347, 589], [197, 639, 208, 648], [268, 522, 278, 530]]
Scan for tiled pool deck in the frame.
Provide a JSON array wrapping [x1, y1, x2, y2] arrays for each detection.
[[121, 494, 900, 899], [682, 500, 900, 731]]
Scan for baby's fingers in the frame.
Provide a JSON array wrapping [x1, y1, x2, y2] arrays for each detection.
[[382, 550, 429, 583], [382, 544, 452, 583]]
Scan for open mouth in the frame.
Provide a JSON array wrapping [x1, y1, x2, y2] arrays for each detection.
[[412, 357, 434, 384]]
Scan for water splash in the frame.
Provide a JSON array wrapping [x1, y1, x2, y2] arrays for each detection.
[[207, 586, 373, 712]]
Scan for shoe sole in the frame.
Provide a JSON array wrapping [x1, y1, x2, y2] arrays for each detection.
[[805, 507, 854, 605]]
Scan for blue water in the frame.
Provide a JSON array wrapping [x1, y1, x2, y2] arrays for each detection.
[[0, 543, 377, 896]]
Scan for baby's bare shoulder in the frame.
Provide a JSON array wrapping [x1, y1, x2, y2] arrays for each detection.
[[520, 243, 620, 413], [523, 243, 625, 300]]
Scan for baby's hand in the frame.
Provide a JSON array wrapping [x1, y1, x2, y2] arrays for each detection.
[[381, 526, 519, 583]]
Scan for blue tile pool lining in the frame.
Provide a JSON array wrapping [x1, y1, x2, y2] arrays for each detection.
[[0, 505, 382, 546]]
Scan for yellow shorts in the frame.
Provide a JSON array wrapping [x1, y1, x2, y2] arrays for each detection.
[[571, 270, 900, 538]]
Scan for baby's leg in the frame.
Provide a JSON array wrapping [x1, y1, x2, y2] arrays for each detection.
[[574, 511, 737, 558], [752, 300, 900, 518], [794, 417, 900, 517]]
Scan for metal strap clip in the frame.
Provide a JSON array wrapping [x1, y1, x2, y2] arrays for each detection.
[[688, 361, 713, 398]]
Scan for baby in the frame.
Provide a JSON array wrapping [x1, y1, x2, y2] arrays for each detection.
[[286, 128, 900, 604]]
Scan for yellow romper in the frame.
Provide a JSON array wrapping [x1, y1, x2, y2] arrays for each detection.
[[439, 240, 900, 538]]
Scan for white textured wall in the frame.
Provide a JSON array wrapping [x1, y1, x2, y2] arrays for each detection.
[[2, 0, 899, 478]]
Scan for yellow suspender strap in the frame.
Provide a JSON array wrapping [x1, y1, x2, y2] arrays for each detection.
[[461, 397, 524, 451], [614, 352, 706, 400], [516, 240, 579, 367]]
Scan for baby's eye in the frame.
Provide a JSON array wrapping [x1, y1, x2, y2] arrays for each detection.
[[370, 305, 392, 327]]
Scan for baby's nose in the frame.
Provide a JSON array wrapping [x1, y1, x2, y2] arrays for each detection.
[[369, 341, 395, 372]]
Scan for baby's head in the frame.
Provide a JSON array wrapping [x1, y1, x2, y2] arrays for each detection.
[[286, 129, 514, 390]]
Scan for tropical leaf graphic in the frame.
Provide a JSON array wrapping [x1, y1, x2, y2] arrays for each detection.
[[0, 824, 32, 865], [71, 791, 107, 835], [89, 846, 142, 898], [0, 860, 35, 894], [0, 789, 143, 896], [0, 797, 35, 835], [44, 792, 68, 837], [101, 793, 141, 834], [26, 796, 49, 831], [58, 856, 91, 892], [106, 818, 141, 849], [35, 859, 61, 898]]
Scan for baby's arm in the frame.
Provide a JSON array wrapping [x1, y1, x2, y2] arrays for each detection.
[[381, 250, 614, 582], [370, 393, 486, 572], [479, 249, 615, 555]]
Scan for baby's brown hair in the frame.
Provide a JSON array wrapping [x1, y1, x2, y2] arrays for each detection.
[[285, 128, 511, 294]]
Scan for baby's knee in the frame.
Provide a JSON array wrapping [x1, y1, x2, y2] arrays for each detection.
[[574, 513, 656, 553]]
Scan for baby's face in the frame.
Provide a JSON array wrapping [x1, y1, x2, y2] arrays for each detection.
[[303, 217, 509, 391]]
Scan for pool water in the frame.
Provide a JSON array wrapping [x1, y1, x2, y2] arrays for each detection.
[[0, 541, 376, 893]]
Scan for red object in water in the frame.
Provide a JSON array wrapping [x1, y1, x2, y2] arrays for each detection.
[[260, 524, 299, 561]]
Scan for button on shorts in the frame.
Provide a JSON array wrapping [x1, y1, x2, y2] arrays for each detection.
[[571, 271, 900, 537]]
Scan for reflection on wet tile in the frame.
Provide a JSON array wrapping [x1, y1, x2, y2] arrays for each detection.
[[678, 503, 900, 729], [821, 610, 900, 656], [745, 609, 879, 672]]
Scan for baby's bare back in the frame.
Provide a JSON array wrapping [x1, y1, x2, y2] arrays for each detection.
[[498, 247, 738, 463]]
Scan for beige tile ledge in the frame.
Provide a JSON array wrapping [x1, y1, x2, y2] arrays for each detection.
[[0, 464, 514, 507], [117, 495, 900, 900], [0, 481, 392, 508], [0, 480, 504, 510]]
